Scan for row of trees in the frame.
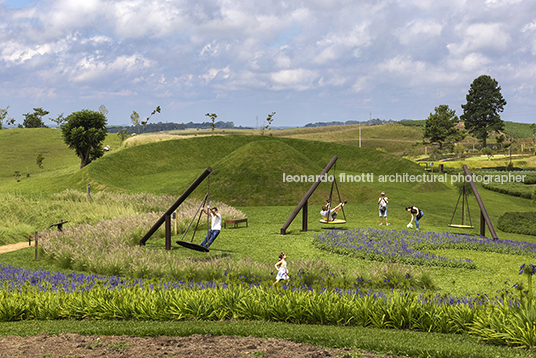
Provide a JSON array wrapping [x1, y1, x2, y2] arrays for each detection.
[[423, 75, 507, 149], [0, 107, 68, 129]]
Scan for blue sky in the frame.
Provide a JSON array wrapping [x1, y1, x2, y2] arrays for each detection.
[[1, 0, 535, 127]]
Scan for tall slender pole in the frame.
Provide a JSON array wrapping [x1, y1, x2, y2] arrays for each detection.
[[359, 122, 361, 148]]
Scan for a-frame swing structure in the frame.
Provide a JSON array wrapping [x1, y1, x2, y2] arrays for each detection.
[[453, 165, 499, 239], [318, 162, 347, 224], [448, 181, 474, 229], [140, 167, 212, 251], [281, 155, 345, 235], [175, 191, 211, 252]]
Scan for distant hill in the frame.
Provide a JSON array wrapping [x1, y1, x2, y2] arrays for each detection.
[[107, 121, 247, 134], [66, 135, 439, 206]]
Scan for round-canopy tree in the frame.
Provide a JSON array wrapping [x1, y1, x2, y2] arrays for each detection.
[[62, 109, 107, 168], [423, 104, 465, 149], [461, 75, 506, 147]]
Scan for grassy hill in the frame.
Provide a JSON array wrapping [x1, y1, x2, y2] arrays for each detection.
[[67, 135, 436, 206]]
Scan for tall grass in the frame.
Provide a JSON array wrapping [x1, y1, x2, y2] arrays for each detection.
[[0, 190, 244, 245]]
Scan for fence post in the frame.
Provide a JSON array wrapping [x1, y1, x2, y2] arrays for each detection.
[[34, 232, 39, 261]]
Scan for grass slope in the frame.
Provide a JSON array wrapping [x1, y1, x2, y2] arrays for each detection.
[[67, 135, 438, 205], [0, 128, 78, 180], [0, 128, 123, 193]]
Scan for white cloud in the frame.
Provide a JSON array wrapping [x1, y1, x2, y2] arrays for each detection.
[[199, 66, 231, 84], [270, 68, 318, 91], [396, 19, 443, 45], [71, 54, 153, 82], [0, 0, 535, 125], [449, 23, 511, 56]]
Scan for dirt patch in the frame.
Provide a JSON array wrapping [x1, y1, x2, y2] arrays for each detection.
[[0, 333, 408, 358], [0, 241, 32, 254]]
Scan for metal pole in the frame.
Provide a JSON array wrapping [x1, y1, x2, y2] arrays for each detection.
[[140, 167, 213, 246], [281, 156, 338, 235]]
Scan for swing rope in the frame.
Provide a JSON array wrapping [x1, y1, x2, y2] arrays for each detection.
[[448, 182, 474, 229], [179, 192, 209, 243], [323, 162, 346, 223]]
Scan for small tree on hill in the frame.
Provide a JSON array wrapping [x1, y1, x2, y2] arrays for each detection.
[[62, 109, 107, 168], [205, 113, 217, 135], [99, 105, 109, 116], [23, 107, 49, 128], [0, 106, 14, 129], [117, 129, 128, 146], [423, 105, 465, 149], [50, 113, 65, 127], [261, 112, 276, 136], [130, 111, 140, 134], [36, 153, 44, 176], [141, 106, 161, 133], [461, 75, 506, 147]]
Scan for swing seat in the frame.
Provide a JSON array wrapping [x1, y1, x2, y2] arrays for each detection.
[[448, 224, 474, 229], [319, 219, 347, 224], [176, 240, 209, 252]]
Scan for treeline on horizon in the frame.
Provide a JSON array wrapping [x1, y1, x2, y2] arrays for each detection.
[[106, 121, 245, 134], [106, 118, 426, 134]]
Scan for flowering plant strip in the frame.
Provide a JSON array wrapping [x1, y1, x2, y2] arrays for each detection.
[[314, 228, 536, 269], [2, 263, 536, 348]]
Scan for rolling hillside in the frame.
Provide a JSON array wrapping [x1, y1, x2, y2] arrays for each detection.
[[67, 135, 442, 206]]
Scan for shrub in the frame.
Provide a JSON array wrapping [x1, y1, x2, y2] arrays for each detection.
[[483, 182, 534, 199], [498, 212, 536, 236]]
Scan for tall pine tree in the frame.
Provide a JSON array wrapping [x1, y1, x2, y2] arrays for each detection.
[[461, 75, 506, 147]]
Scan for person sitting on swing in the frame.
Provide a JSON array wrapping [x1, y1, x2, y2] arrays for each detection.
[[200, 207, 221, 248], [320, 200, 347, 221]]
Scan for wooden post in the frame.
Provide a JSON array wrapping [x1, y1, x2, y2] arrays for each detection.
[[480, 211, 486, 237], [34, 232, 38, 261], [174, 210, 178, 235], [165, 214, 171, 250], [302, 201, 308, 232]]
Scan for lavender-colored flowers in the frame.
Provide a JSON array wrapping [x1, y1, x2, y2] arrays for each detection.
[[313, 228, 536, 269]]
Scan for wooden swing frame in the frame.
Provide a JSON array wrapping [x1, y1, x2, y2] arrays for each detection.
[[175, 191, 210, 252], [448, 181, 474, 229], [319, 167, 347, 224], [139, 167, 212, 250]]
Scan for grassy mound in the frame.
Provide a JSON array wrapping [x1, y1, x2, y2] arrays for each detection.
[[0, 128, 78, 181], [67, 135, 436, 205], [498, 212, 536, 236]]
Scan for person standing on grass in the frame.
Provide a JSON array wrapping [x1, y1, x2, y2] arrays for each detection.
[[274, 252, 289, 284], [378, 192, 389, 226], [406, 206, 424, 230], [200, 207, 221, 248]]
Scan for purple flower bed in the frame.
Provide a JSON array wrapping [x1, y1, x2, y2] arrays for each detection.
[[1, 264, 530, 309], [312, 228, 532, 269], [0, 264, 219, 293]]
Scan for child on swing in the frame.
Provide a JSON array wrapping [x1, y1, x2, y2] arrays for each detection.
[[320, 200, 347, 221], [274, 252, 289, 284]]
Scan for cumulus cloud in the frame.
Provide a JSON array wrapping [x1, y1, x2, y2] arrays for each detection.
[[0, 0, 535, 126]]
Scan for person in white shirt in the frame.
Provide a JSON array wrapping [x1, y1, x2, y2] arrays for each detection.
[[378, 192, 389, 226], [201, 207, 221, 248], [320, 200, 346, 221]]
